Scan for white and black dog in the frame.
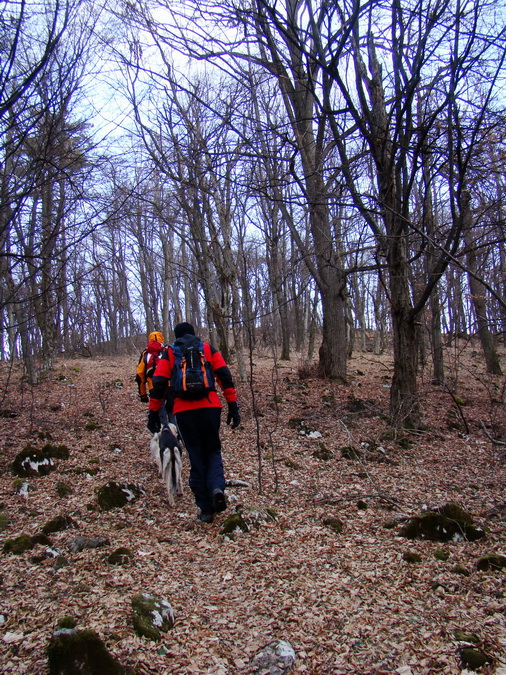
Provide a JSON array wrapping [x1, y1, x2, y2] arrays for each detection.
[[150, 406, 184, 505]]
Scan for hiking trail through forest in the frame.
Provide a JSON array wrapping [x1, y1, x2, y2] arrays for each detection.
[[0, 344, 505, 674]]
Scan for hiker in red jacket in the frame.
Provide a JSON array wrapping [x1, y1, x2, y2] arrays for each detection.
[[148, 322, 241, 523], [135, 331, 165, 403]]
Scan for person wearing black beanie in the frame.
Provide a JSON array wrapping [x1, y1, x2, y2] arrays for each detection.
[[174, 322, 195, 338], [148, 322, 241, 523]]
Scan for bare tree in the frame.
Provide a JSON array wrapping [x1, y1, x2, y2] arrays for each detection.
[[114, 0, 349, 381], [0, 1, 106, 372], [262, 0, 506, 425]]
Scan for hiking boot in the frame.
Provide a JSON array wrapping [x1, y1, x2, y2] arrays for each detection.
[[212, 488, 227, 513], [198, 511, 214, 523]]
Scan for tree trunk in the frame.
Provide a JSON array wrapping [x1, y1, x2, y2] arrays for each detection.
[[318, 280, 347, 381], [389, 300, 420, 428], [463, 193, 502, 375], [387, 223, 421, 428]]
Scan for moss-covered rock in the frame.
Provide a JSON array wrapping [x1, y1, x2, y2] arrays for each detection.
[[220, 505, 277, 539], [3, 532, 51, 554], [41, 443, 70, 460], [42, 515, 78, 535], [476, 553, 506, 571], [11, 447, 56, 477], [131, 593, 175, 641], [47, 628, 128, 674], [403, 551, 422, 563], [452, 563, 470, 576], [454, 629, 480, 644], [57, 616, 77, 630], [3, 533, 34, 554], [434, 548, 450, 561], [74, 466, 100, 477], [56, 482, 73, 498], [107, 548, 134, 565], [96, 482, 145, 511], [399, 503, 485, 542], [438, 503, 474, 525], [323, 517, 343, 534], [459, 647, 491, 671], [220, 513, 250, 539]]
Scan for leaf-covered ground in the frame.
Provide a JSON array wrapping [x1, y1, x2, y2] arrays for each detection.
[[0, 345, 505, 674]]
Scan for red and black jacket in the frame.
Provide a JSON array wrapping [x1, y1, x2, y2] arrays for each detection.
[[149, 341, 237, 414]]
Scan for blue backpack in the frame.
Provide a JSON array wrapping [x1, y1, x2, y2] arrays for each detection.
[[169, 337, 215, 400]]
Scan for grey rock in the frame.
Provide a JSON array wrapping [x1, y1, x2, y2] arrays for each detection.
[[68, 536, 110, 553], [250, 640, 296, 674]]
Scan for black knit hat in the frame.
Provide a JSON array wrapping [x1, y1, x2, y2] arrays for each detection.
[[174, 322, 195, 338]]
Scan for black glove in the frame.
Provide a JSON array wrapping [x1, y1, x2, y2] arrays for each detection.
[[139, 395, 149, 403], [147, 410, 161, 433], [226, 401, 241, 429]]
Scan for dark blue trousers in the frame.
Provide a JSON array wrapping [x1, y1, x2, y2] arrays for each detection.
[[175, 407, 225, 514]]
